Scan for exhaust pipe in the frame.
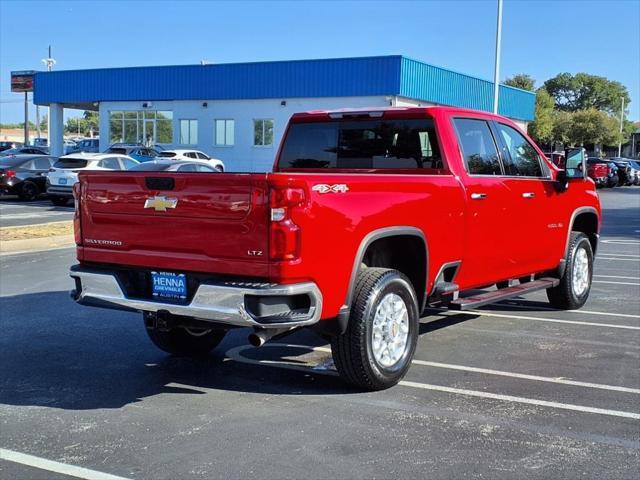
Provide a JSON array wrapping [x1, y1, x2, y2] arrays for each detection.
[[248, 327, 296, 347]]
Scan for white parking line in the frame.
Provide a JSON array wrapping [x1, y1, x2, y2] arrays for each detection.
[[597, 253, 640, 258], [310, 346, 640, 394], [398, 381, 640, 420], [595, 275, 640, 280], [496, 303, 640, 319], [596, 256, 640, 262], [226, 345, 640, 420], [409, 360, 640, 394], [0, 448, 130, 480], [601, 240, 640, 245], [594, 280, 640, 286], [431, 309, 640, 330]]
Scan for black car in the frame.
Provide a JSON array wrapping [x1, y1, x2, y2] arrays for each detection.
[[0, 146, 49, 156], [0, 141, 23, 152], [0, 154, 58, 200], [128, 159, 219, 172], [609, 158, 633, 186], [606, 162, 620, 187]]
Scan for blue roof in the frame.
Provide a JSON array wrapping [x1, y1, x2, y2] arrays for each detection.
[[33, 55, 535, 121]]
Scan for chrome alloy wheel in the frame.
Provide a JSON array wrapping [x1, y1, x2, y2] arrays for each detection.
[[572, 247, 590, 296], [371, 293, 409, 368]]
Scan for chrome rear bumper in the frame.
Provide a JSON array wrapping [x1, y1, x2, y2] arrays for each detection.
[[70, 266, 322, 329]]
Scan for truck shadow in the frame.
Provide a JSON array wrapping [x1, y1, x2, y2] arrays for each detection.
[[0, 291, 361, 411]]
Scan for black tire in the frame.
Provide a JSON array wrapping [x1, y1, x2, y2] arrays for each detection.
[[145, 317, 226, 356], [547, 232, 593, 310], [331, 268, 419, 390], [18, 182, 38, 201], [215, 166, 224, 173], [50, 197, 69, 206]]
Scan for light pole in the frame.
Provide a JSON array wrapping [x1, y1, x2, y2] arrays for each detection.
[[618, 96, 625, 157], [41, 45, 56, 141], [492, 0, 503, 114]]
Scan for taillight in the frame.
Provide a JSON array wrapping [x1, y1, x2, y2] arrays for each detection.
[[269, 187, 305, 261], [3, 170, 16, 178], [73, 182, 82, 245]]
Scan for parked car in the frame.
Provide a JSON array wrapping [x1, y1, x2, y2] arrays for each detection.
[[32, 137, 48, 147], [47, 153, 138, 206], [64, 139, 78, 155], [0, 154, 58, 200], [544, 151, 565, 168], [0, 146, 49, 156], [0, 141, 23, 152], [104, 144, 161, 163], [157, 149, 225, 171], [70, 106, 601, 391], [128, 159, 220, 172], [627, 160, 640, 185], [586, 158, 609, 188], [610, 158, 634, 186], [606, 162, 619, 188], [68, 138, 100, 153]]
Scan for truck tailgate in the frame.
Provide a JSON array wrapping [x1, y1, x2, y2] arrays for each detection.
[[78, 172, 270, 277]]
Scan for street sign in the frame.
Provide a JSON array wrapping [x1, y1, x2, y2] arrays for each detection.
[[11, 70, 37, 92]]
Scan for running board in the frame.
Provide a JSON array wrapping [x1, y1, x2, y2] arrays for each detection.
[[449, 277, 560, 311]]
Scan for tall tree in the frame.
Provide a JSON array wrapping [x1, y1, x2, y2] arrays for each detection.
[[543, 73, 630, 115], [528, 88, 554, 144], [567, 109, 620, 146], [504, 74, 535, 92]]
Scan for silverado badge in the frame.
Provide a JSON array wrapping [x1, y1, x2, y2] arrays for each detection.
[[144, 195, 178, 212]]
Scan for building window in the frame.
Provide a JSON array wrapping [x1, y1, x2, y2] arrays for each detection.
[[109, 110, 173, 145], [179, 119, 198, 145], [254, 119, 274, 146], [215, 119, 234, 146]]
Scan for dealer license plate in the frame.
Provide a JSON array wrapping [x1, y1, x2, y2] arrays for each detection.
[[151, 271, 187, 300]]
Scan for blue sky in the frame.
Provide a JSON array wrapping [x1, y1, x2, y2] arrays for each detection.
[[1, 0, 639, 123]]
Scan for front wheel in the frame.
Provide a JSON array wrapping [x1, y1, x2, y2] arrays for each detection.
[[547, 232, 593, 310], [145, 315, 227, 356], [331, 268, 419, 390]]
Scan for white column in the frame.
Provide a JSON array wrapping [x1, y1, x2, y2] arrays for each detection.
[[49, 103, 64, 157]]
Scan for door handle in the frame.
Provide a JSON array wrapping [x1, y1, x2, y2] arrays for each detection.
[[522, 192, 536, 199], [471, 193, 487, 200]]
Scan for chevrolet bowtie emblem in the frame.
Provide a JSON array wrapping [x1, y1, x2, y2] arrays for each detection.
[[144, 195, 178, 212]]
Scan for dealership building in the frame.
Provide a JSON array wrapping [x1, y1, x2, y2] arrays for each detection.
[[33, 55, 536, 172]]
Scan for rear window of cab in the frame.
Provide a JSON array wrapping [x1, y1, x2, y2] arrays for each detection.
[[278, 119, 446, 173]]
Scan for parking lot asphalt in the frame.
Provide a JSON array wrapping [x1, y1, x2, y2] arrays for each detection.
[[0, 198, 74, 228], [0, 188, 638, 479]]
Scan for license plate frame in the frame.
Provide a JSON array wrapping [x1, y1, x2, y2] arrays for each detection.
[[151, 271, 187, 300]]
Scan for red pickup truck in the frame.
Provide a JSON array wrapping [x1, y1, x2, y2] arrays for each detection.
[[70, 107, 601, 390]]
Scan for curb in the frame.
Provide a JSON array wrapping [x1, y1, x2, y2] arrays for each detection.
[[0, 235, 75, 256]]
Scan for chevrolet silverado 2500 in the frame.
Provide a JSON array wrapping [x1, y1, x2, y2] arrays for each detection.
[[70, 107, 601, 390]]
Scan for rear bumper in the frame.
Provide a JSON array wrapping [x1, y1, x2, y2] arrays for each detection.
[[47, 185, 74, 197], [69, 265, 322, 329]]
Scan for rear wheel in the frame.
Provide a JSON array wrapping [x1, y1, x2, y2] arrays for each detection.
[[50, 197, 69, 206], [18, 182, 38, 201], [145, 316, 226, 356], [331, 268, 419, 390], [547, 232, 593, 310]]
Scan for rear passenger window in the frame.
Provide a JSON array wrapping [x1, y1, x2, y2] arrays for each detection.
[[453, 118, 502, 175], [496, 124, 544, 177], [33, 157, 53, 170], [100, 158, 120, 170], [178, 164, 197, 172]]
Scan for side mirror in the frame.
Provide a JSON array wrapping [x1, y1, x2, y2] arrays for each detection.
[[564, 147, 587, 179], [555, 170, 569, 192]]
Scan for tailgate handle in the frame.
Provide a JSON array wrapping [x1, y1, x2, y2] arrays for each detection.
[[145, 177, 175, 190]]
